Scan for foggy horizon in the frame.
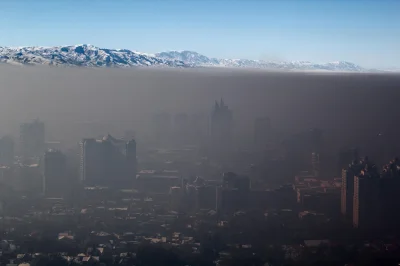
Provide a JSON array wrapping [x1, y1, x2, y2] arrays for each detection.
[[0, 64, 399, 155]]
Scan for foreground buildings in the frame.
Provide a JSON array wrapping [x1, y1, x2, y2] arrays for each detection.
[[340, 157, 400, 234], [3, 114, 400, 265]]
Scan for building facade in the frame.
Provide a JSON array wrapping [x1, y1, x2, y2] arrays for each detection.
[[210, 99, 233, 155], [353, 167, 380, 230], [79, 135, 137, 187]]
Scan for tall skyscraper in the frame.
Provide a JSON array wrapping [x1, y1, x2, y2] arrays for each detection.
[[80, 135, 137, 187], [353, 162, 380, 229], [20, 119, 45, 159], [0, 136, 14, 166], [210, 99, 233, 153], [79, 138, 105, 183], [379, 158, 400, 234], [44, 149, 67, 197], [341, 158, 365, 221], [254, 116, 271, 150]]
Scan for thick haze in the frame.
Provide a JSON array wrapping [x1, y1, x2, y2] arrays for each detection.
[[1, 65, 400, 155]]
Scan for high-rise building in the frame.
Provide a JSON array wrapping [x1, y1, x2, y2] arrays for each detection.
[[210, 99, 233, 153], [80, 135, 137, 187], [353, 163, 380, 229], [341, 158, 365, 221], [0, 136, 14, 166], [379, 158, 400, 233], [79, 138, 104, 183], [44, 149, 67, 197], [341, 168, 352, 220], [20, 119, 45, 159], [254, 117, 271, 150]]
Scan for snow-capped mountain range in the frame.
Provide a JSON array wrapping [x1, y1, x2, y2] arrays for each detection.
[[0, 44, 187, 68], [0, 44, 379, 72]]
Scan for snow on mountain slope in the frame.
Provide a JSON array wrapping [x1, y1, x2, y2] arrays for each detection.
[[155, 50, 220, 65], [0, 44, 188, 68], [156, 51, 365, 72], [0, 44, 368, 72]]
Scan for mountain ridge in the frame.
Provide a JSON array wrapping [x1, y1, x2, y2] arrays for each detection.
[[0, 44, 384, 72]]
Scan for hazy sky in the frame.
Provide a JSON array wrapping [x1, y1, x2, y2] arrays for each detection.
[[0, 0, 399, 68], [1, 65, 400, 154]]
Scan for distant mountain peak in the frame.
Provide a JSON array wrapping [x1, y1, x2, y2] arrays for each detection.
[[0, 44, 374, 72], [0, 45, 188, 68]]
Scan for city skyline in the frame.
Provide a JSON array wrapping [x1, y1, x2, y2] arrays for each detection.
[[0, 0, 399, 68]]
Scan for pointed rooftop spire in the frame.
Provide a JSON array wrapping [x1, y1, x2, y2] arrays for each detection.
[[220, 98, 224, 107]]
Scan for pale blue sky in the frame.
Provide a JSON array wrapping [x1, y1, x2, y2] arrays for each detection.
[[0, 0, 399, 68]]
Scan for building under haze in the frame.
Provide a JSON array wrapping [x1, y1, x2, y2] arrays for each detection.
[[353, 169, 380, 230], [44, 149, 67, 197], [210, 99, 233, 154], [353, 165, 380, 230], [341, 158, 366, 222], [79, 135, 137, 187], [20, 119, 45, 159], [379, 159, 400, 234]]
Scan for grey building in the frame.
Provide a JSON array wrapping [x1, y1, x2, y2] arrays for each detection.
[[79, 135, 137, 187]]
